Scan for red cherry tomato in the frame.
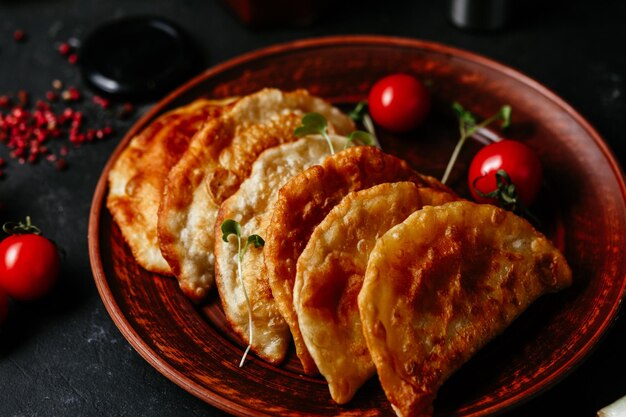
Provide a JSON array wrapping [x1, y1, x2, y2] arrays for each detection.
[[368, 73, 431, 133], [468, 140, 542, 207], [0, 233, 60, 301], [0, 288, 8, 325]]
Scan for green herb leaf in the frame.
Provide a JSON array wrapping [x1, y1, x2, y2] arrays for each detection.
[[441, 102, 513, 185], [221, 219, 266, 367], [348, 101, 380, 147], [346, 130, 376, 147], [221, 219, 241, 242], [452, 102, 476, 127], [247, 234, 265, 249], [294, 112, 328, 138], [294, 112, 335, 155], [500, 105, 512, 129], [348, 101, 368, 122]]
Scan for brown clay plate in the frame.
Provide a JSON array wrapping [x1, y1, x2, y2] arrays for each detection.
[[88, 36, 626, 416]]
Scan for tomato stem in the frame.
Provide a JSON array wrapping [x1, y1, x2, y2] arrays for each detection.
[[2, 216, 41, 235], [473, 169, 540, 225]]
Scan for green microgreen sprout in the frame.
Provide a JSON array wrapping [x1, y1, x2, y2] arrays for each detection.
[[348, 100, 368, 121], [473, 169, 539, 225], [295, 112, 335, 155], [344, 130, 376, 149], [348, 100, 380, 147], [441, 102, 512, 185], [221, 219, 265, 367]]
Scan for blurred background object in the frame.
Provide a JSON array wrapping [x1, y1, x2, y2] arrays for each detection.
[[220, 0, 330, 27], [448, 0, 511, 30]]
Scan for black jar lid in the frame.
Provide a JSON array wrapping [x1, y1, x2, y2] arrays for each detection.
[[80, 16, 199, 100]]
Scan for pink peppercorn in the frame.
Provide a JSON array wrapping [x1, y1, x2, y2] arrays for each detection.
[[55, 159, 67, 171], [13, 30, 26, 42], [92, 95, 110, 109], [118, 102, 135, 119], [58, 42, 71, 56], [61, 87, 81, 102], [46, 91, 58, 102], [18, 90, 29, 106], [68, 87, 80, 101]]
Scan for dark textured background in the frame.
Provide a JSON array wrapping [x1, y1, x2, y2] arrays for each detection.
[[1, 1, 625, 416]]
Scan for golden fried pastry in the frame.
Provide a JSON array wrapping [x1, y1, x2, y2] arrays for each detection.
[[358, 201, 572, 417], [418, 187, 461, 207], [158, 89, 354, 301], [107, 98, 233, 274], [294, 182, 424, 403], [265, 146, 432, 374], [214, 135, 349, 364]]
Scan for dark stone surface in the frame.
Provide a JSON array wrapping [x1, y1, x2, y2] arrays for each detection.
[[0, 0, 625, 416]]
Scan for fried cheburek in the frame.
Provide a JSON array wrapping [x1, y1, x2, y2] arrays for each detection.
[[158, 89, 354, 301], [107, 98, 233, 274], [265, 146, 445, 374], [214, 135, 349, 364], [295, 183, 459, 403], [418, 187, 462, 207], [294, 182, 419, 403], [358, 201, 572, 417]]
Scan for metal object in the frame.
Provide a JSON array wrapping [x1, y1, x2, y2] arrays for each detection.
[[448, 0, 511, 31]]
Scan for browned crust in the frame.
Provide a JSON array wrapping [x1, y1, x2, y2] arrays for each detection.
[[157, 118, 228, 280], [106, 99, 228, 275], [157, 89, 355, 302], [359, 201, 573, 417], [264, 146, 432, 374]]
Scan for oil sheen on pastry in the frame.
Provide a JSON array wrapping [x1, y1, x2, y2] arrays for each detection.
[[295, 182, 423, 403], [107, 98, 232, 274], [264, 146, 433, 374], [358, 201, 572, 417], [158, 88, 354, 301], [214, 135, 348, 364]]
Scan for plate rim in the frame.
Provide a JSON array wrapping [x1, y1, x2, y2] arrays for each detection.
[[88, 34, 626, 416]]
